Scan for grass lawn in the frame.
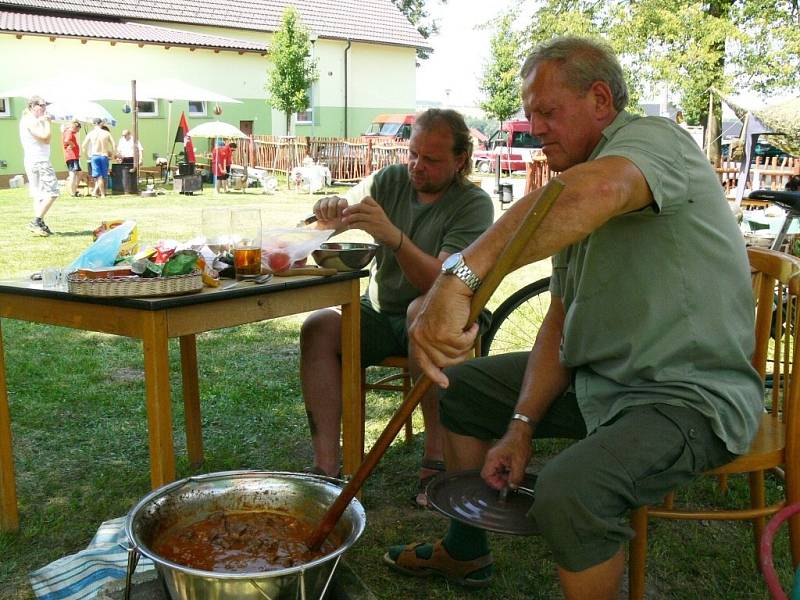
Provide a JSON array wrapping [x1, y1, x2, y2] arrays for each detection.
[[0, 180, 792, 599]]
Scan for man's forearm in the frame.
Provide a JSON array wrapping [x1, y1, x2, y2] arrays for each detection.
[[463, 158, 653, 280], [392, 239, 445, 292], [29, 119, 51, 144]]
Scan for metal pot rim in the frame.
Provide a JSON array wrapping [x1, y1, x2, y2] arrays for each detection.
[[124, 469, 366, 579]]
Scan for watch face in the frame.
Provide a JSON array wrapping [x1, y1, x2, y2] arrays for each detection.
[[442, 253, 461, 271]]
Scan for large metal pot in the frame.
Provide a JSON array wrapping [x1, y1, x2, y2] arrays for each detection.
[[125, 470, 366, 600]]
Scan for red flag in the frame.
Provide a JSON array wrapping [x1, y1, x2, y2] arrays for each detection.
[[176, 111, 196, 163]]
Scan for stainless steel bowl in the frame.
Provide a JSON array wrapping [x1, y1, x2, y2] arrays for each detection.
[[312, 242, 378, 272], [125, 470, 365, 600]]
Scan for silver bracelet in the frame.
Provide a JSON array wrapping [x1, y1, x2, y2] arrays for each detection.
[[511, 412, 536, 428]]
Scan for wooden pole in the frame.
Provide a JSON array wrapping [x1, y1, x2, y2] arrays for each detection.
[[307, 178, 566, 551], [131, 80, 139, 192]]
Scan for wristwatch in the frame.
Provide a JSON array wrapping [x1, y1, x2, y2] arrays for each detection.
[[441, 252, 482, 292]]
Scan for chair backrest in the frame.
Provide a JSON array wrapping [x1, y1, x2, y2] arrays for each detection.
[[748, 247, 800, 424]]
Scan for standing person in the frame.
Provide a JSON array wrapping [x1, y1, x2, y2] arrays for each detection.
[[19, 95, 59, 236], [116, 129, 143, 167], [226, 141, 238, 188], [62, 120, 83, 197], [300, 108, 493, 507], [386, 37, 762, 598], [211, 139, 231, 193], [81, 118, 115, 198]]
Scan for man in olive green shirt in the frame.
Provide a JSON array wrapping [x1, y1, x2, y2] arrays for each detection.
[[300, 109, 493, 503], [385, 37, 761, 599]]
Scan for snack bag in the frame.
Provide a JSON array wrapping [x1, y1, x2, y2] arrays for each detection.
[[68, 220, 137, 271], [93, 220, 139, 257], [162, 250, 199, 277]]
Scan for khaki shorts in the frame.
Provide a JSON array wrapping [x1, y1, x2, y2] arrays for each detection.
[[441, 353, 735, 571], [25, 161, 59, 201]]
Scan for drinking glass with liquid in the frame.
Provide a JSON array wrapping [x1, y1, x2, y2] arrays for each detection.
[[231, 208, 262, 278]]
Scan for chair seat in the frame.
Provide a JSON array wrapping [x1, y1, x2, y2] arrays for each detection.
[[377, 356, 409, 369], [707, 413, 785, 475]]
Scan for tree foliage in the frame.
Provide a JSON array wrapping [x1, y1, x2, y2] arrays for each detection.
[[479, 13, 522, 123], [515, 0, 800, 158], [392, 0, 446, 60], [265, 6, 318, 134]]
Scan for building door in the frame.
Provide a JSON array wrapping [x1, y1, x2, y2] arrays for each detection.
[[240, 120, 254, 166]]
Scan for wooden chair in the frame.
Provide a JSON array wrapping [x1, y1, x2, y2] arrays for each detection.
[[629, 246, 800, 598], [361, 357, 415, 446]]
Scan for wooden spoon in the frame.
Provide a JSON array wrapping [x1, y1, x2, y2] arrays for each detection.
[[306, 178, 566, 551]]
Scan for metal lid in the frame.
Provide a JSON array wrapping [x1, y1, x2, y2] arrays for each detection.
[[426, 469, 539, 536]]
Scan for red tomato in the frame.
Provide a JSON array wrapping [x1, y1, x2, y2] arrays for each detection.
[[267, 251, 291, 272]]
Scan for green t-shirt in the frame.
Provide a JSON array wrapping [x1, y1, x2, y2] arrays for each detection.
[[550, 112, 762, 455], [346, 164, 493, 314]]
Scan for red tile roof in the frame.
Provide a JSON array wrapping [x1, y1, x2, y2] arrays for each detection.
[[0, 9, 268, 52], [0, 0, 430, 49]]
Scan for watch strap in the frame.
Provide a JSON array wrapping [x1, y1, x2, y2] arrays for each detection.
[[444, 253, 482, 291]]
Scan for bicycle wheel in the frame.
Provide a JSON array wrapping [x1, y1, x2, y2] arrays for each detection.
[[482, 277, 551, 356]]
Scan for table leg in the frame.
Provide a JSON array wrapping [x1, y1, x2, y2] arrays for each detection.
[[179, 334, 204, 469], [340, 280, 363, 478], [142, 312, 176, 488], [0, 320, 19, 531]]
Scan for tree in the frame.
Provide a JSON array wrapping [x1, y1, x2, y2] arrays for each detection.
[[392, 0, 445, 60], [480, 14, 521, 123], [465, 115, 500, 137], [516, 0, 800, 161], [479, 14, 522, 168], [265, 7, 318, 134]]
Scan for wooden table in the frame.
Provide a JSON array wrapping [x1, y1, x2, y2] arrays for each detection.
[[0, 272, 365, 532]]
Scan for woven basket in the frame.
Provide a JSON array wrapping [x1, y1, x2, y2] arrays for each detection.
[[67, 270, 203, 298]]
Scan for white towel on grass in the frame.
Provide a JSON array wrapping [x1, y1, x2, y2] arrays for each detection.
[[29, 516, 154, 600]]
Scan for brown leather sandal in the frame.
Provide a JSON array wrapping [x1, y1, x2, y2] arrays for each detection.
[[383, 539, 493, 588]]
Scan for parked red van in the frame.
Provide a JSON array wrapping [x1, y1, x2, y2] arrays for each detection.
[[472, 120, 543, 173], [364, 113, 415, 141]]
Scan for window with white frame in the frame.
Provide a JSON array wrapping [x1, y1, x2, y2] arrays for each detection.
[[296, 86, 314, 124], [188, 100, 206, 117], [296, 108, 313, 123], [137, 100, 158, 117], [0, 98, 10, 117]]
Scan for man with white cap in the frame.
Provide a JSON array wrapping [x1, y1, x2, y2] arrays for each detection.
[[19, 95, 59, 236]]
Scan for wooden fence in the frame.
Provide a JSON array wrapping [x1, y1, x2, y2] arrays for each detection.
[[232, 136, 409, 183], [715, 156, 800, 199], [231, 135, 797, 197], [524, 157, 558, 195]]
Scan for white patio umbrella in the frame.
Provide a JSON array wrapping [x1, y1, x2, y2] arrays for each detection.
[[186, 121, 249, 139], [47, 100, 118, 126]]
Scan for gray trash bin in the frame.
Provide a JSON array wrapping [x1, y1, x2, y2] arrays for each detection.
[[499, 183, 513, 207]]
